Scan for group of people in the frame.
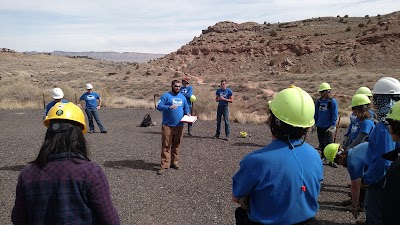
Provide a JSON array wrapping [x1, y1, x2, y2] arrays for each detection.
[[232, 77, 400, 225], [11, 76, 400, 225], [322, 77, 400, 225]]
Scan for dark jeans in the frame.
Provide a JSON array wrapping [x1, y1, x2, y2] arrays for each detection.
[[365, 180, 384, 225], [216, 105, 230, 137], [317, 127, 332, 154], [235, 207, 318, 225], [85, 108, 106, 132]]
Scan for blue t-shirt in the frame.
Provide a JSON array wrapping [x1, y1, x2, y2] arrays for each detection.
[[157, 92, 189, 127], [364, 122, 396, 185], [349, 119, 375, 141], [345, 110, 375, 137], [79, 92, 100, 109], [314, 98, 338, 128], [232, 139, 323, 224], [216, 88, 233, 106], [43, 100, 68, 120], [347, 142, 368, 180], [179, 85, 193, 107]]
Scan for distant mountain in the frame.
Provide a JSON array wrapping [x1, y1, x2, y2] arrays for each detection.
[[25, 51, 165, 63]]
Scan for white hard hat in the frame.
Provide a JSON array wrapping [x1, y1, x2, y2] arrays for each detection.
[[52, 88, 64, 99], [86, 83, 93, 90], [372, 77, 400, 95]]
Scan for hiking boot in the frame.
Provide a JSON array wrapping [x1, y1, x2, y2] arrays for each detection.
[[170, 164, 180, 170], [156, 168, 167, 175], [226, 136, 230, 141], [213, 134, 219, 139], [101, 130, 107, 133], [187, 132, 193, 136], [89, 130, 94, 134]]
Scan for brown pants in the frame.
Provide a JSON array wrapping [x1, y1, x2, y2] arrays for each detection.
[[161, 125, 184, 169]]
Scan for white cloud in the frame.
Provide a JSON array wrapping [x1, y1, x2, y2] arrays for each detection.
[[0, 0, 399, 53]]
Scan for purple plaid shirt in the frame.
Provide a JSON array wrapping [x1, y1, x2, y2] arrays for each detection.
[[12, 153, 120, 225]]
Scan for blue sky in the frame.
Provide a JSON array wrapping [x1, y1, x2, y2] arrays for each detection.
[[1, 0, 399, 54]]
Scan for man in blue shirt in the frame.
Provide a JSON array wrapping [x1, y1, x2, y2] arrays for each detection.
[[79, 83, 107, 133], [157, 80, 190, 175], [179, 77, 194, 136], [43, 87, 68, 120], [232, 86, 323, 225], [314, 82, 339, 167], [214, 80, 233, 141]]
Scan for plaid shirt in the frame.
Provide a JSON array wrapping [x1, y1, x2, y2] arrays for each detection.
[[12, 153, 120, 225]]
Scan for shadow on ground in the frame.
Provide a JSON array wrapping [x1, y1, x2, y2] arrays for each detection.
[[104, 160, 158, 171], [0, 165, 26, 171]]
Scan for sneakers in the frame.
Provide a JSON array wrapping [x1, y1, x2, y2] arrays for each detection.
[[330, 162, 338, 168], [213, 134, 219, 139], [226, 137, 230, 141], [89, 130, 94, 134], [156, 168, 167, 175], [170, 164, 180, 170]]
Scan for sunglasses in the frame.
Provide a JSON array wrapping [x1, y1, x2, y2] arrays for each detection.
[[221, 83, 226, 85], [174, 85, 181, 88], [319, 90, 330, 93]]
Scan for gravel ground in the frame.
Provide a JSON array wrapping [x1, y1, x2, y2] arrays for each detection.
[[0, 108, 363, 225]]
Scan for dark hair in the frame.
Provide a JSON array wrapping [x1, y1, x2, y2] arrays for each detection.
[[171, 80, 180, 86], [221, 80, 226, 84], [387, 119, 400, 137], [32, 120, 88, 169], [353, 105, 371, 121], [268, 112, 309, 140]]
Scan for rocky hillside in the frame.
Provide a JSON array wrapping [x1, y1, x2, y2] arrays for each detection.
[[1, 11, 400, 117]]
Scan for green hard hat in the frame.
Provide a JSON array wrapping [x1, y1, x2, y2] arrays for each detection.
[[323, 143, 340, 163], [351, 94, 371, 107], [318, 82, 331, 92], [355, 87, 372, 97], [386, 101, 400, 121], [268, 86, 315, 128]]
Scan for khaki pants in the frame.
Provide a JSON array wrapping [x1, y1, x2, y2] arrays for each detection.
[[161, 125, 184, 169]]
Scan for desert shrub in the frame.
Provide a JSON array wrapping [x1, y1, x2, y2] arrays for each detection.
[[365, 15, 369, 18], [367, 19, 372, 24], [314, 32, 321, 36], [339, 18, 344, 22], [344, 15, 349, 18], [371, 26, 378, 33], [346, 26, 352, 32], [358, 23, 365, 28], [270, 30, 278, 37], [126, 70, 131, 74]]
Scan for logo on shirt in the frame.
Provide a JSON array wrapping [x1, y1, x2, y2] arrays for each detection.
[[181, 88, 188, 94], [86, 95, 95, 100], [219, 92, 227, 98], [318, 102, 329, 111], [172, 98, 183, 106]]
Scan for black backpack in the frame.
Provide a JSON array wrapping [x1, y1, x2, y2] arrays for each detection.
[[317, 97, 332, 110], [140, 114, 152, 127]]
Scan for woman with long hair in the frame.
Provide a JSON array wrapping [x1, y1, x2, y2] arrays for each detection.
[[12, 102, 120, 225]]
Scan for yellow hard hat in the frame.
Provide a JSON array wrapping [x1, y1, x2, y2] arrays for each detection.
[[323, 143, 340, 163], [318, 82, 331, 92], [190, 95, 196, 102], [351, 94, 371, 107], [240, 131, 248, 138], [355, 87, 372, 97], [44, 102, 87, 133], [386, 100, 400, 122], [268, 87, 315, 128]]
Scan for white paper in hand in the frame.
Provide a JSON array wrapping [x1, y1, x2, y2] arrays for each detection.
[[180, 115, 197, 124]]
